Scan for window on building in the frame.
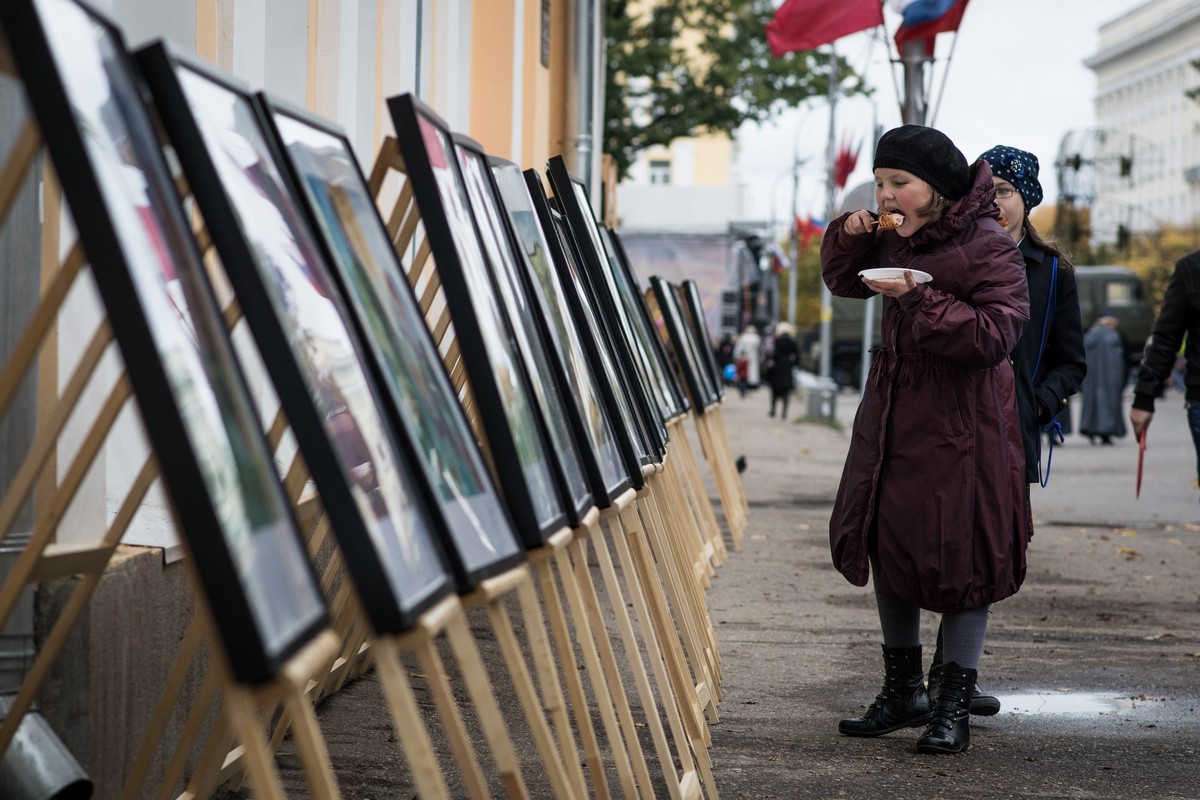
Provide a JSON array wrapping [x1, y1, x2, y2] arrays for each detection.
[[648, 159, 671, 185]]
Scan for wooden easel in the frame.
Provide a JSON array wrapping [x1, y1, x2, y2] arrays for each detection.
[[178, 171, 583, 798], [691, 405, 748, 548], [371, 137, 704, 799]]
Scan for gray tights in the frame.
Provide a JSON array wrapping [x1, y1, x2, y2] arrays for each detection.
[[874, 591, 989, 669]]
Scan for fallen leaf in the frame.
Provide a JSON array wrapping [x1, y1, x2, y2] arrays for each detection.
[[1169, 538, 1184, 545], [1118, 529, 1137, 537], [750, 534, 768, 541], [1117, 547, 1137, 555], [1144, 632, 1176, 640]]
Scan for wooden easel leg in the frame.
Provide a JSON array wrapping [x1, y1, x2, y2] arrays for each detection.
[[374, 636, 452, 799], [603, 514, 717, 800], [711, 408, 749, 518], [442, 606, 531, 800], [552, 538, 640, 798], [568, 532, 657, 798], [469, 570, 578, 800], [591, 511, 691, 800], [669, 419, 727, 566], [635, 488, 721, 711], [618, 505, 714, 749], [280, 676, 343, 800], [529, 549, 611, 798], [642, 478, 722, 690], [222, 684, 288, 800], [408, 627, 492, 799], [513, 569, 589, 799]]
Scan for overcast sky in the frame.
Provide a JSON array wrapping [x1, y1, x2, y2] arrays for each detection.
[[737, 0, 1147, 226]]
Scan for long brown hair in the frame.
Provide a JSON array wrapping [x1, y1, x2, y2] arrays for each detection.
[[1022, 216, 1074, 271]]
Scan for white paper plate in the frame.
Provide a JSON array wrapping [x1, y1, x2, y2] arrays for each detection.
[[858, 267, 932, 284]]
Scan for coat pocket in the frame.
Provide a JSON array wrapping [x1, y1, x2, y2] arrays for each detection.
[[941, 383, 967, 438]]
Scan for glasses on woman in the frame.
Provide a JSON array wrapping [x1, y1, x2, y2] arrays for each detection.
[[995, 187, 1018, 199]]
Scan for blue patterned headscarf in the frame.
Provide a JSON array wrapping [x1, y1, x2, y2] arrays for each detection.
[[979, 145, 1043, 211]]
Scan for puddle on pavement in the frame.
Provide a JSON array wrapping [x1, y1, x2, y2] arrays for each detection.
[[1002, 692, 1143, 715]]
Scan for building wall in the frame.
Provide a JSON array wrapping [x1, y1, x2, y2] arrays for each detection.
[[1086, 0, 1200, 240]]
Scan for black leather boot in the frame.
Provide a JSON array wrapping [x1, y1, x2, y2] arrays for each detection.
[[838, 645, 932, 737], [916, 662, 977, 754], [929, 623, 1000, 716]]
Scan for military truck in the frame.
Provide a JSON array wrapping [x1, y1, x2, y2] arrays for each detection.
[[799, 264, 1153, 389]]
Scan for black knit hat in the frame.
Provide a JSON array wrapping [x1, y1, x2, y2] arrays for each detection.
[[979, 145, 1043, 211], [873, 125, 969, 200]]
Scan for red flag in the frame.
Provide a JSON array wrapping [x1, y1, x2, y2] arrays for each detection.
[[795, 215, 826, 250], [766, 0, 884, 58], [834, 136, 861, 191], [894, 0, 968, 50]]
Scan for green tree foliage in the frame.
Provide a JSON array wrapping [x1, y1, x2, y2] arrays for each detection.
[[605, 0, 869, 178]]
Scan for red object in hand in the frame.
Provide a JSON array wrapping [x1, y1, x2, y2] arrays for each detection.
[[1136, 428, 1147, 499]]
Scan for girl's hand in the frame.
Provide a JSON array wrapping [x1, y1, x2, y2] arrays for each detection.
[[842, 210, 876, 236], [861, 270, 918, 297]]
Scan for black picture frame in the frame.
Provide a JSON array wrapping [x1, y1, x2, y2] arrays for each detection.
[[545, 156, 669, 461], [598, 225, 691, 417], [650, 276, 719, 415], [450, 133, 593, 525], [489, 157, 630, 505], [135, 42, 474, 632], [679, 277, 725, 401], [386, 93, 569, 545], [0, 0, 329, 684], [258, 96, 526, 592], [524, 170, 650, 489]]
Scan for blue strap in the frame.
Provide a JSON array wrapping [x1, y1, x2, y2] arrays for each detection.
[[1034, 257, 1059, 486]]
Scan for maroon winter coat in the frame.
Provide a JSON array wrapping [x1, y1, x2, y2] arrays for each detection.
[[820, 162, 1031, 612]]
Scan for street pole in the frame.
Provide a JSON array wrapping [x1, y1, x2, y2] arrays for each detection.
[[818, 47, 837, 380], [787, 151, 799, 326], [900, 39, 928, 125]]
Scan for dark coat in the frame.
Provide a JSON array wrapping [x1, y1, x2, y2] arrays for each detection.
[[766, 333, 799, 391], [820, 162, 1031, 612], [1133, 249, 1200, 411], [1011, 239, 1087, 482], [1080, 323, 1128, 438]]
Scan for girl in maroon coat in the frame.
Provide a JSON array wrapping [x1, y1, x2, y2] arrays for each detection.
[[820, 125, 1030, 754]]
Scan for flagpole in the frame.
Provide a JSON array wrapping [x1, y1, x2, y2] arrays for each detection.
[[818, 46, 838, 380], [900, 38, 928, 124]]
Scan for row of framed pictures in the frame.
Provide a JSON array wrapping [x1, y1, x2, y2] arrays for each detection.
[[0, 0, 727, 687]]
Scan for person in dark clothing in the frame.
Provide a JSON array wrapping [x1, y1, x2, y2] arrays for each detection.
[[765, 322, 799, 418], [821, 125, 1030, 755], [1080, 313, 1128, 444], [924, 145, 1089, 718], [1130, 251, 1200, 499]]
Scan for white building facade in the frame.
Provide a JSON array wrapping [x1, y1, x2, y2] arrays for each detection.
[[1086, 0, 1200, 241]]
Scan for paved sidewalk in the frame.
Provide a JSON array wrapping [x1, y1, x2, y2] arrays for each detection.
[[246, 386, 1200, 798], [707, 387, 1200, 799]]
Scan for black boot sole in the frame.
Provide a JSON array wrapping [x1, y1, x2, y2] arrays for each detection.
[[970, 695, 1001, 716], [838, 712, 932, 738], [916, 738, 969, 754]]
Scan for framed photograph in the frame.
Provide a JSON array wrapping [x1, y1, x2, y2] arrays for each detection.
[[135, 42, 473, 632], [525, 170, 650, 488], [0, 0, 328, 684], [650, 276, 719, 414], [598, 225, 690, 417], [679, 277, 725, 401], [386, 93, 569, 544], [489, 157, 630, 504], [451, 134, 593, 525], [545, 156, 669, 459], [259, 96, 526, 591]]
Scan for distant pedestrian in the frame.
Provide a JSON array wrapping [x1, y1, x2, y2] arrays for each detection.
[[733, 325, 762, 390], [716, 332, 736, 379], [765, 322, 799, 418], [1130, 251, 1200, 500], [821, 125, 1030, 755], [1080, 313, 1127, 445]]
